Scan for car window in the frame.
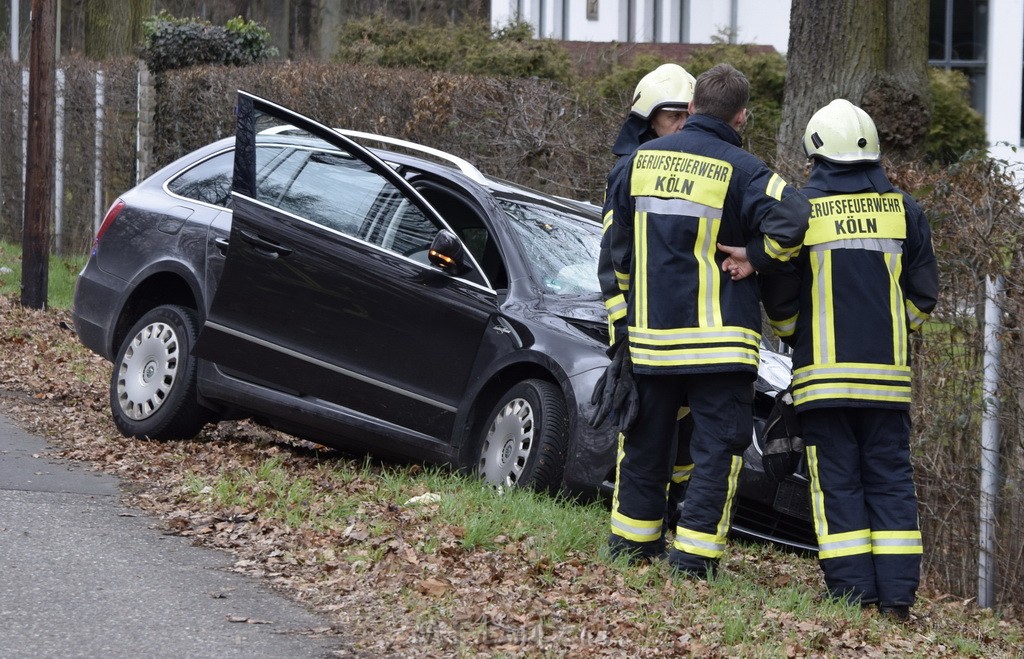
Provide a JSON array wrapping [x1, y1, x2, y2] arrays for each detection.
[[262, 149, 389, 238], [168, 147, 284, 208], [500, 199, 602, 296], [378, 199, 439, 260], [166, 151, 235, 207]]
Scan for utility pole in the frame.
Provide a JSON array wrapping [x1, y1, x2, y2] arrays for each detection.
[[21, 0, 57, 309]]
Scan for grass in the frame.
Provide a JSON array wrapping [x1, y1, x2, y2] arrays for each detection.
[[175, 452, 1024, 655], [0, 240, 87, 309]]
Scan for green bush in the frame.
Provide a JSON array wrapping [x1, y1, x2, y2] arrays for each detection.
[[924, 68, 987, 164], [335, 17, 572, 83], [588, 43, 787, 163], [141, 11, 278, 74]]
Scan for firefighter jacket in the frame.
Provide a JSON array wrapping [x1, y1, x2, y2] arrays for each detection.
[[601, 113, 810, 376], [763, 160, 939, 410], [599, 115, 657, 346]]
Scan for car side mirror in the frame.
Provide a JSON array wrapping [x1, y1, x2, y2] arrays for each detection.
[[428, 229, 467, 275]]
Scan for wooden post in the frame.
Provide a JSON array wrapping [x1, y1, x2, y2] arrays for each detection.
[[21, 0, 57, 309]]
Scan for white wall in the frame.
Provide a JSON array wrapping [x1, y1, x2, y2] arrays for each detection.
[[686, 0, 790, 52], [985, 0, 1024, 173]]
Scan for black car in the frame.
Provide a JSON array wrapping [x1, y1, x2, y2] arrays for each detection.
[[73, 92, 814, 549]]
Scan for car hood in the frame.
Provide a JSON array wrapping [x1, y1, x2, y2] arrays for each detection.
[[542, 294, 609, 347], [543, 293, 606, 323]]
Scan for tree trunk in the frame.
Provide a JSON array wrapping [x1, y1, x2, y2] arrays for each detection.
[[778, 0, 931, 176], [85, 0, 154, 58]]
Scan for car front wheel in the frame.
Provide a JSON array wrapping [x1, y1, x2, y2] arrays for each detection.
[[476, 379, 568, 493], [109, 304, 210, 440]]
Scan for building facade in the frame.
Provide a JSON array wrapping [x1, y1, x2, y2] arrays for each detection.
[[492, 0, 1024, 168]]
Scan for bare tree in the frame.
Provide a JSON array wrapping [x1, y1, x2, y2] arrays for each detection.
[[778, 0, 931, 173]]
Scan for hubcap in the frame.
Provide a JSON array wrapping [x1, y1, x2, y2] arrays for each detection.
[[479, 396, 535, 487], [115, 321, 180, 421]]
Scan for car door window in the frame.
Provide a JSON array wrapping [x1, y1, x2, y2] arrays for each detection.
[[261, 149, 388, 238], [379, 198, 439, 260]]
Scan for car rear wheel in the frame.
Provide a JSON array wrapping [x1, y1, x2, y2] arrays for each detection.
[[109, 304, 210, 440], [476, 379, 568, 493]]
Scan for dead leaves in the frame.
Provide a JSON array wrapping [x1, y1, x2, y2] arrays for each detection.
[[2, 295, 1023, 657]]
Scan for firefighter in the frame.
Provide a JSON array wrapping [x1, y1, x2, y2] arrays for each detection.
[[596, 63, 697, 535], [762, 99, 938, 619], [600, 63, 809, 573]]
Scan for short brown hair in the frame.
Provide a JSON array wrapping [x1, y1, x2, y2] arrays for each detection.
[[692, 63, 750, 123]]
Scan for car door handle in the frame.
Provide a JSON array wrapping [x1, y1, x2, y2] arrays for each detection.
[[239, 229, 292, 258], [214, 237, 230, 255]]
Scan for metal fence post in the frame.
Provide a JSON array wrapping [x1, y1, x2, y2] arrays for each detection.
[[979, 274, 1005, 609]]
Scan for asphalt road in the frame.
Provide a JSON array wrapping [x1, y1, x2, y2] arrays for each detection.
[[0, 413, 344, 658]]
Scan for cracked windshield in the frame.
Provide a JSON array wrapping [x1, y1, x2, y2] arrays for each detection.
[[500, 199, 602, 296]]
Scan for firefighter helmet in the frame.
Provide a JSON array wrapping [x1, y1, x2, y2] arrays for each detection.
[[803, 99, 880, 163], [630, 64, 696, 120]]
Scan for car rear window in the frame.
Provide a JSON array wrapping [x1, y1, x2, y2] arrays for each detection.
[[167, 150, 235, 207], [168, 147, 284, 208]]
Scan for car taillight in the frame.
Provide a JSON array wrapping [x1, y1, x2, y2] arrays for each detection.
[[94, 199, 126, 245]]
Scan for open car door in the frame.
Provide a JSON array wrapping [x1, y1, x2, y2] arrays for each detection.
[[195, 92, 497, 451]]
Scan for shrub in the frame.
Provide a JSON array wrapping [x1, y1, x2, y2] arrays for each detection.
[[335, 16, 572, 83], [141, 11, 278, 74], [924, 68, 987, 164]]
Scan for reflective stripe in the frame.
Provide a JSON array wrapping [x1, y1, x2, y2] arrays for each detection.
[[632, 346, 759, 368], [793, 383, 912, 406], [676, 406, 691, 420], [605, 294, 627, 320], [889, 252, 907, 366], [674, 528, 727, 559], [793, 363, 912, 382], [673, 456, 740, 559], [871, 530, 923, 555], [807, 445, 828, 538], [717, 455, 742, 539], [635, 212, 649, 328], [769, 313, 797, 338], [615, 270, 630, 290], [610, 432, 662, 543], [635, 196, 723, 219], [611, 510, 663, 543], [672, 463, 694, 484], [766, 173, 787, 200], [695, 216, 723, 327], [809, 237, 902, 253], [906, 299, 929, 331], [602, 209, 613, 232], [818, 529, 872, 559], [630, 326, 760, 345], [611, 433, 625, 525], [763, 235, 800, 262], [810, 250, 835, 363]]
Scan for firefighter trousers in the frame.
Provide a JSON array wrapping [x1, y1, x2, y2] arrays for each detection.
[[610, 372, 752, 573], [800, 407, 922, 607]]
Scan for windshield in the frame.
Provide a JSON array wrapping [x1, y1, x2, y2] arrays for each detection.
[[499, 199, 602, 297]]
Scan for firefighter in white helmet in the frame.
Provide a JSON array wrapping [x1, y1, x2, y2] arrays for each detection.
[[594, 63, 697, 542], [762, 99, 938, 619]]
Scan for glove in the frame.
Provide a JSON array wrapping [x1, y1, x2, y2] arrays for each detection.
[[588, 338, 640, 433], [761, 389, 804, 482]]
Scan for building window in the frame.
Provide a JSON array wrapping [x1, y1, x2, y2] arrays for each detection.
[[588, 0, 598, 20], [928, 0, 988, 116]]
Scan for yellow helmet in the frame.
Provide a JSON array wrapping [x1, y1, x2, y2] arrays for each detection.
[[803, 99, 881, 163], [630, 63, 696, 120]]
